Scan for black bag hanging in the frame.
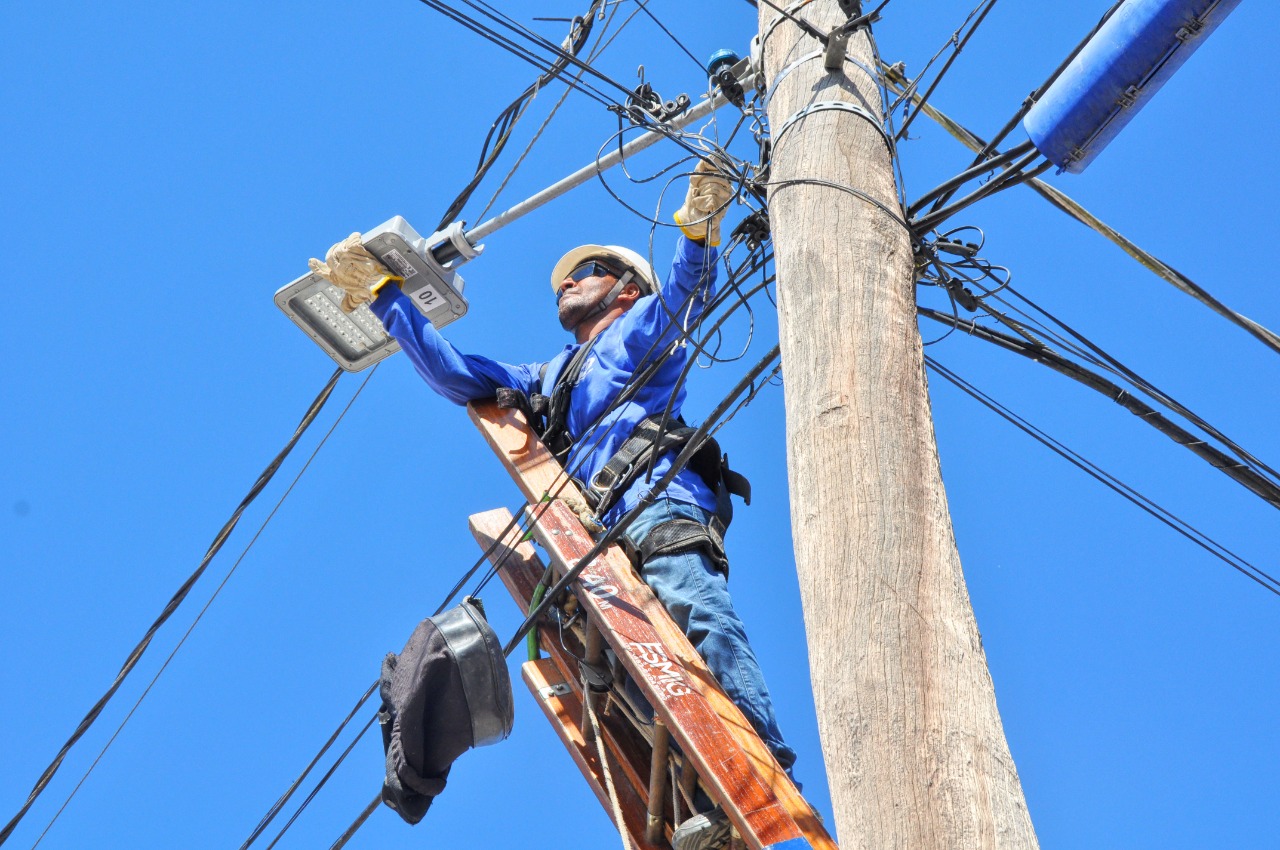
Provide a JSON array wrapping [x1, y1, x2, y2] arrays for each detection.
[[377, 597, 514, 824]]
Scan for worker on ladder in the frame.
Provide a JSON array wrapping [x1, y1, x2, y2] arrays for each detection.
[[312, 161, 795, 850]]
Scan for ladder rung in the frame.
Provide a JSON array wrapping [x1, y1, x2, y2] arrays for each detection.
[[646, 722, 671, 844]]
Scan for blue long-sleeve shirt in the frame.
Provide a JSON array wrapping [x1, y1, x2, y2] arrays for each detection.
[[370, 237, 719, 527]]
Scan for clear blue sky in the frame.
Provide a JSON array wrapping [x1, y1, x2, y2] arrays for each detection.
[[2, 2, 1277, 848]]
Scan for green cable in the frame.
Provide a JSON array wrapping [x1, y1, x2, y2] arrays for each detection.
[[526, 582, 548, 662]]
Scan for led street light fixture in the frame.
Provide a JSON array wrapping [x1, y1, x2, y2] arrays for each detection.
[[275, 216, 476, 372]]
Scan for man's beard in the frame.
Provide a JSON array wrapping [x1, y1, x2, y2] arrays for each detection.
[[557, 291, 595, 331]]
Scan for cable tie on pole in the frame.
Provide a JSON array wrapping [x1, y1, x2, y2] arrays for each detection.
[[772, 101, 892, 152]]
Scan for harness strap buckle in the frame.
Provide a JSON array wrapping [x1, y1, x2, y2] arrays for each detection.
[[584, 417, 697, 516]]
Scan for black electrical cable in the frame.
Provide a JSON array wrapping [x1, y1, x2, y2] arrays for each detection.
[[886, 0, 983, 115], [474, 0, 636, 221], [907, 140, 1034, 217], [237, 681, 379, 850], [595, 137, 753, 233], [918, 308, 1280, 511], [754, 0, 831, 44], [925, 356, 1280, 598], [634, 0, 706, 76], [895, 0, 999, 141], [434, 0, 605, 230], [990, 283, 1280, 484], [328, 797, 381, 850], [448, 0, 647, 104], [29, 366, 381, 849], [765, 176, 911, 233], [417, 0, 749, 233], [412, 0, 623, 112], [964, 291, 1280, 493], [641, 241, 776, 485], [0, 367, 345, 848], [261, 715, 380, 850], [912, 154, 1051, 233]]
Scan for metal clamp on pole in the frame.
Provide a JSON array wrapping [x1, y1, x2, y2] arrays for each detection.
[[620, 71, 691, 125], [423, 220, 484, 267]]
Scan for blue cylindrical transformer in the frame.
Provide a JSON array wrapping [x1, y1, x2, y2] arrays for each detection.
[[1023, 0, 1242, 174]]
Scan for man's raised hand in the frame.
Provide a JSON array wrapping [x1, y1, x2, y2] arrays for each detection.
[[308, 233, 399, 313]]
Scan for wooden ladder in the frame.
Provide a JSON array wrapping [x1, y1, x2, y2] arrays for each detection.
[[466, 400, 837, 850]]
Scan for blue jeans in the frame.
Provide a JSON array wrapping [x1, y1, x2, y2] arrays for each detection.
[[622, 498, 797, 776]]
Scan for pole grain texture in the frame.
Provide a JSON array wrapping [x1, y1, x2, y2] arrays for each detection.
[[757, 3, 1039, 847]]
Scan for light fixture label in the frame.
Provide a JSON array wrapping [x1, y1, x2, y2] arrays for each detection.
[[382, 248, 419, 280]]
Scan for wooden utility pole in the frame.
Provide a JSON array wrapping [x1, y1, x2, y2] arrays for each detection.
[[757, 3, 1039, 846]]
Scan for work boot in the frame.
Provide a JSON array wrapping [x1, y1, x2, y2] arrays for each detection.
[[672, 808, 731, 850]]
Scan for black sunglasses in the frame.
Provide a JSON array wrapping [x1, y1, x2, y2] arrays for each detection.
[[566, 260, 625, 282]]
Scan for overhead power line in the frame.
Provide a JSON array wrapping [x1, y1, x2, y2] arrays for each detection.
[[926, 357, 1280, 598], [893, 0, 1000, 141], [414, 0, 641, 107], [29, 367, 380, 849], [918, 307, 1280, 511], [0, 368, 346, 847], [881, 62, 1280, 357], [434, 0, 607, 230]]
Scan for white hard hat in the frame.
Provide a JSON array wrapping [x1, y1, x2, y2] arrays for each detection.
[[550, 244, 659, 297]]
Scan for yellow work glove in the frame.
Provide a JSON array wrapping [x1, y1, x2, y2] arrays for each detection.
[[308, 233, 399, 313], [673, 159, 734, 247]]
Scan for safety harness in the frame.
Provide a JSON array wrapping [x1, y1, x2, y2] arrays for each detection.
[[495, 344, 750, 577]]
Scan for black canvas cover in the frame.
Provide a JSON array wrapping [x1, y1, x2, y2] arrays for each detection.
[[378, 598, 514, 824]]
